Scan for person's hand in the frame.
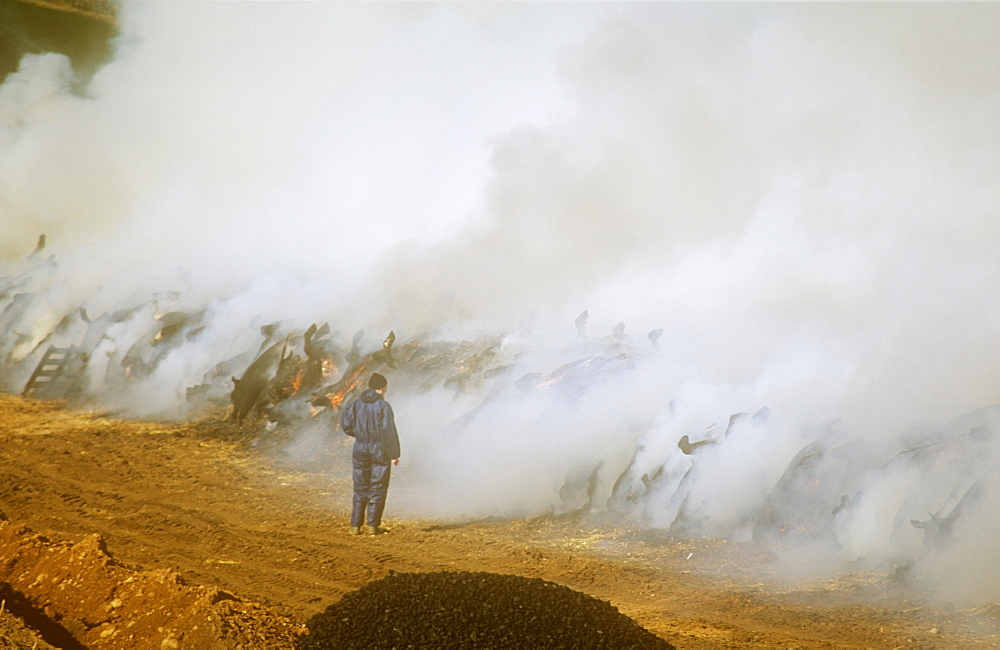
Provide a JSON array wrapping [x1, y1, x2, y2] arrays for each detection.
[[392, 458, 399, 466]]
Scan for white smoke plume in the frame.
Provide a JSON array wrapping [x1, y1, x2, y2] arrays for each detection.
[[1, 2, 999, 607]]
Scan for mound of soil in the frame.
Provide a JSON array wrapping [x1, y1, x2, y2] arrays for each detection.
[[0, 512, 304, 649], [300, 570, 673, 649]]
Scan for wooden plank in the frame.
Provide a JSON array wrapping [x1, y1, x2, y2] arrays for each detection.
[[22, 346, 84, 398]]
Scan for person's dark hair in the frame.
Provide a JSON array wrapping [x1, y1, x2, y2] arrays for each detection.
[[369, 373, 388, 390]]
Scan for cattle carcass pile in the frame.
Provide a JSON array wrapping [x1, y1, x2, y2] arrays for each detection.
[[0, 245, 653, 437], [0, 240, 514, 430]]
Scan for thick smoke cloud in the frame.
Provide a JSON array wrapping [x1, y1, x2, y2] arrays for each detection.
[[2, 2, 999, 607]]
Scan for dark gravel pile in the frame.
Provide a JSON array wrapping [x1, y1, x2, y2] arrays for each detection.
[[299, 570, 674, 649]]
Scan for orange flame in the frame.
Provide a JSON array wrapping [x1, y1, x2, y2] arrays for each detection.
[[325, 365, 367, 410]]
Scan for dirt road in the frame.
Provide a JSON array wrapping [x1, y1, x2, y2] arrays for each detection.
[[1, 393, 997, 647]]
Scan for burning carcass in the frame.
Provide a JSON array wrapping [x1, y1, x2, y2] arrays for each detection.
[[221, 321, 345, 425], [221, 326, 509, 430], [308, 330, 398, 415], [306, 330, 510, 417]]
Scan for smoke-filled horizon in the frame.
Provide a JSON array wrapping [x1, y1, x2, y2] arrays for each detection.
[[2, 2, 999, 607]]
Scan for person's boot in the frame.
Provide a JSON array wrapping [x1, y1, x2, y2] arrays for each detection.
[[348, 526, 361, 536], [366, 525, 383, 535]]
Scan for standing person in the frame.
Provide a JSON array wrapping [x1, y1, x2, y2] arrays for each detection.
[[340, 372, 400, 535]]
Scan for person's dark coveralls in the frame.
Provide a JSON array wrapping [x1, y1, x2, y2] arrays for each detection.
[[340, 373, 400, 534]]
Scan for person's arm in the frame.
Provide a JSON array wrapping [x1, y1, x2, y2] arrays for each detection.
[[340, 401, 356, 437], [381, 402, 401, 460]]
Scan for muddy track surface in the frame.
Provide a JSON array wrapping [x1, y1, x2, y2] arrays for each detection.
[[1, 393, 998, 648]]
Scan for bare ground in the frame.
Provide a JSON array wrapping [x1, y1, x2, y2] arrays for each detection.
[[1, 393, 998, 648]]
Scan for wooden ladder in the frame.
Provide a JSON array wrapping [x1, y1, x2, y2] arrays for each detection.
[[22, 346, 84, 399]]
